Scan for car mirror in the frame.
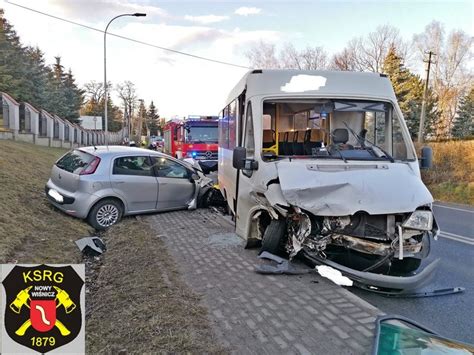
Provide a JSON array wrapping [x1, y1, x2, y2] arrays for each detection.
[[190, 173, 200, 181], [419, 146, 433, 169]]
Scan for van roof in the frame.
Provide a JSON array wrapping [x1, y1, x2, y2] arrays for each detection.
[[225, 69, 396, 106]]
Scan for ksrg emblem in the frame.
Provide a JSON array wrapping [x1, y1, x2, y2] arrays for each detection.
[[2, 264, 84, 353]]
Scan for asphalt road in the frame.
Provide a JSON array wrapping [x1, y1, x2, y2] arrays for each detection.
[[351, 202, 474, 344]]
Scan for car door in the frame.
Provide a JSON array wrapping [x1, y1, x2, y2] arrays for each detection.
[[110, 155, 159, 212], [152, 156, 195, 210]]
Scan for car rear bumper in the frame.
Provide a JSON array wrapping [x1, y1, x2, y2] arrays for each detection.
[[45, 180, 97, 219]]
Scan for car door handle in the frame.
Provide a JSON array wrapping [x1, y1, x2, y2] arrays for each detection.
[[113, 181, 125, 184]]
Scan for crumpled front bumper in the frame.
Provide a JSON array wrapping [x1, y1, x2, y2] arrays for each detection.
[[303, 251, 439, 294]]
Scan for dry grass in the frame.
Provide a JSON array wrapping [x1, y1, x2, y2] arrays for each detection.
[[419, 140, 474, 205], [0, 140, 224, 353], [0, 140, 91, 263], [86, 219, 226, 354]]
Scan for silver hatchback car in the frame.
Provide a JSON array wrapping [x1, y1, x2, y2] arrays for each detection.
[[45, 146, 210, 229]]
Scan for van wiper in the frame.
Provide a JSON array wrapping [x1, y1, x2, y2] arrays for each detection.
[[342, 122, 394, 162]]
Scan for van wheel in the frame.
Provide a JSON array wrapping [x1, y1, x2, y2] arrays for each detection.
[[260, 220, 287, 256], [88, 199, 123, 230]]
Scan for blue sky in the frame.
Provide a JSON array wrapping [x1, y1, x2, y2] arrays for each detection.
[[1, 0, 472, 116]]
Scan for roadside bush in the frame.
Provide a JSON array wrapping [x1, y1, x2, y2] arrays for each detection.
[[419, 140, 474, 204]]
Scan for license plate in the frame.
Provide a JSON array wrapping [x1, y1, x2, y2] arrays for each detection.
[[48, 189, 64, 203]]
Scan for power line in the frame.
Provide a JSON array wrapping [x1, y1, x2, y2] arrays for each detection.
[[5, 0, 251, 70]]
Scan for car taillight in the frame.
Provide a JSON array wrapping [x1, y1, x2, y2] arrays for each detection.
[[80, 156, 101, 175]]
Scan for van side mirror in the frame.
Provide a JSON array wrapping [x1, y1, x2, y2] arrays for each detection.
[[420, 146, 433, 169], [233, 147, 258, 170], [233, 147, 247, 169]]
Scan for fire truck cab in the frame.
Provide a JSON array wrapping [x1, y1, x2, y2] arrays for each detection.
[[163, 116, 219, 173]]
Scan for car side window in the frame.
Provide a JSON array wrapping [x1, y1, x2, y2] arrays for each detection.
[[152, 157, 189, 179], [113, 156, 153, 176]]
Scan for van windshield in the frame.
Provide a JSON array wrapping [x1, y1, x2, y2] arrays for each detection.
[[261, 99, 415, 162]]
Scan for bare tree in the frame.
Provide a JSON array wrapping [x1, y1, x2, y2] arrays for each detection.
[[298, 46, 328, 70], [83, 81, 105, 103], [331, 44, 359, 71], [247, 41, 328, 70], [332, 25, 407, 73], [413, 21, 473, 137], [116, 81, 138, 139], [245, 40, 280, 69]]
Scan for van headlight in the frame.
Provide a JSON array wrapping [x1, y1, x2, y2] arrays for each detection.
[[402, 210, 433, 231]]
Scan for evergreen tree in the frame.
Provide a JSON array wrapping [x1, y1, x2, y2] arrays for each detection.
[[0, 9, 27, 97], [1, 11, 83, 122], [383, 46, 438, 140], [452, 88, 474, 138], [147, 101, 160, 136], [63, 69, 84, 121]]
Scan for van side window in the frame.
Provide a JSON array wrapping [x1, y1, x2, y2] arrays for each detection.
[[229, 100, 237, 149], [113, 156, 153, 176], [219, 106, 229, 149], [244, 102, 254, 156]]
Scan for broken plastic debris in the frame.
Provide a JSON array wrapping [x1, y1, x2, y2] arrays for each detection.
[[316, 265, 353, 286], [75, 236, 106, 256]]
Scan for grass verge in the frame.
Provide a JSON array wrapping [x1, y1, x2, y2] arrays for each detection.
[[420, 140, 474, 205], [86, 219, 225, 353], [0, 140, 224, 353], [0, 140, 90, 263]]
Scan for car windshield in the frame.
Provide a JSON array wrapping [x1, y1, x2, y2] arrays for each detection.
[[261, 99, 415, 162], [185, 125, 218, 143]]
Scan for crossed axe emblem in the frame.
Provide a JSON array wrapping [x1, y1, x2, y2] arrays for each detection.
[[9, 286, 76, 336]]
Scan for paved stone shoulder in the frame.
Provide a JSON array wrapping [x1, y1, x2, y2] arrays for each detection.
[[148, 209, 381, 354]]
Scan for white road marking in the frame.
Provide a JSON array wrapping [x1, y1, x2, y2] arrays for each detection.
[[440, 230, 474, 242], [35, 305, 51, 326], [438, 233, 474, 245], [434, 204, 474, 213]]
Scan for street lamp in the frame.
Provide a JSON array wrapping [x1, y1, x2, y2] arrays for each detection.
[[104, 13, 146, 146]]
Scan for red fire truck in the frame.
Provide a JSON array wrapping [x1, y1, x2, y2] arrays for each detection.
[[163, 116, 219, 173]]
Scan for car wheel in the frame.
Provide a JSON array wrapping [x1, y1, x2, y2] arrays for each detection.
[[260, 220, 287, 255], [88, 199, 123, 230]]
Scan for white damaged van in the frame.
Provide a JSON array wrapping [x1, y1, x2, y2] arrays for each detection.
[[218, 69, 439, 292]]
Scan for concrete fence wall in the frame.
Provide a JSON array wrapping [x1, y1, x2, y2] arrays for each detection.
[[0, 92, 125, 149]]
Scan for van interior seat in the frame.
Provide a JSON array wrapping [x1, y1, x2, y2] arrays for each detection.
[[304, 129, 323, 155], [278, 132, 287, 155], [263, 129, 275, 148], [329, 128, 354, 153], [292, 130, 306, 155], [285, 131, 295, 155]]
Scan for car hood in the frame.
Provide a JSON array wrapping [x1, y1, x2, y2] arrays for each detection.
[[276, 161, 433, 216]]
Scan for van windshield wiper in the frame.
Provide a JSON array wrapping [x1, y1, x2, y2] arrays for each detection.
[[342, 122, 395, 163]]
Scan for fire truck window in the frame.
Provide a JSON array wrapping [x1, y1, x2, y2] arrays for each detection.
[[152, 157, 189, 179]]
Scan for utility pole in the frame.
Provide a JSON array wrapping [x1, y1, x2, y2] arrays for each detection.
[[418, 50, 436, 143]]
